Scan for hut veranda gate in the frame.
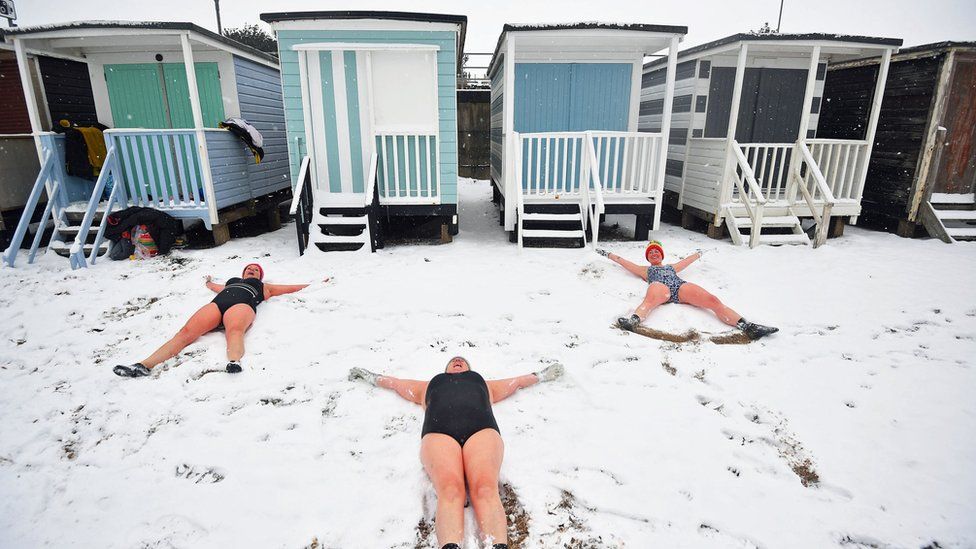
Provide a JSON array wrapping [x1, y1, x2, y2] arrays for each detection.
[[0, 22, 290, 269], [261, 11, 467, 254], [642, 33, 902, 248], [487, 23, 689, 248]]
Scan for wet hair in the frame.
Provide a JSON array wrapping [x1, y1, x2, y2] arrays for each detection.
[[445, 356, 470, 373]]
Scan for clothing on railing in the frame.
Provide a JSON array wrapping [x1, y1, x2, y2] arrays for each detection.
[[219, 118, 265, 163], [103, 207, 182, 256], [59, 122, 109, 180]]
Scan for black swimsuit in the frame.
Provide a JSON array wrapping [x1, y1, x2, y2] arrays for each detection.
[[212, 277, 264, 315], [422, 371, 500, 447]]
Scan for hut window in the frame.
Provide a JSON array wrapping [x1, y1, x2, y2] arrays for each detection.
[[369, 50, 438, 132]]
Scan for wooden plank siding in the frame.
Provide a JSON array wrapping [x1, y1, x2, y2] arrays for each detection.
[[0, 55, 32, 133], [276, 30, 459, 205], [233, 55, 291, 197], [819, 55, 942, 219], [207, 130, 254, 209], [37, 56, 97, 127], [489, 57, 505, 185], [640, 60, 699, 195]]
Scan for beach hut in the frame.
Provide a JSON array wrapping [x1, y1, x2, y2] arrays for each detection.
[[642, 33, 901, 248], [1, 21, 290, 269], [0, 30, 98, 249], [260, 11, 467, 254], [818, 42, 976, 242], [488, 23, 688, 248]]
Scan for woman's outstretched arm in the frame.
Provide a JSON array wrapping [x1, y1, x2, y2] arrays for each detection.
[[349, 367, 428, 405], [204, 275, 224, 293], [486, 363, 564, 403], [671, 251, 702, 273], [265, 277, 331, 299], [596, 250, 648, 281]]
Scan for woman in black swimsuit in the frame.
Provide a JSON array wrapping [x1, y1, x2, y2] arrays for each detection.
[[113, 263, 322, 377], [348, 357, 564, 549]]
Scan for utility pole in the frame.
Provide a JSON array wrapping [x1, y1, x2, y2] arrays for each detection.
[[214, 0, 222, 34], [776, 0, 784, 33]]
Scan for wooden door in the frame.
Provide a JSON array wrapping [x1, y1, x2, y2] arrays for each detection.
[[933, 58, 976, 194]]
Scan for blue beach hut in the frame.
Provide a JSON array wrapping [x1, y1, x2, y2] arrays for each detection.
[[486, 23, 688, 248], [261, 11, 467, 254], [1, 22, 291, 268]]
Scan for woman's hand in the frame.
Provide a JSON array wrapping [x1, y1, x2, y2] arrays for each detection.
[[205, 275, 213, 283], [348, 367, 379, 386]]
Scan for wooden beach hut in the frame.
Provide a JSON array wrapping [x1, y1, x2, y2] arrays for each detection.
[[261, 11, 467, 254], [1, 21, 290, 269], [488, 23, 688, 248], [642, 33, 902, 248], [819, 42, 976, 242]]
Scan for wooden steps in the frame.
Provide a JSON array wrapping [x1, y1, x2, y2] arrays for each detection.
[[518, 204, 585, 248], [309, 204, 372, 253], [724, 208, 810, 248], [920, 194, 976, 242]]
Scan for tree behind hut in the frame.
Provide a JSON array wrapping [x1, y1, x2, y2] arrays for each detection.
[[224, 24, 278, 56]]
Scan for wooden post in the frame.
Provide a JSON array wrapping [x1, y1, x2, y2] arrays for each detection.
[[796, 46, 821, 143], [717, 44, 749, 226], [12, 38, 45, 165], [502, 35, 517, 231], [181, 33, 220, 228], [852, 48, 892, 224], [653, 35, 679, 232]]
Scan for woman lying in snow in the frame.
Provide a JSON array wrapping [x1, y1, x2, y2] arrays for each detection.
[[599, 240, 777, 340], [348, 357, 564, 549], [113, 263, 321, 377]]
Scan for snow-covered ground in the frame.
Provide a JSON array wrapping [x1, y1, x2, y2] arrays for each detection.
[[1, 178, 974, 549]]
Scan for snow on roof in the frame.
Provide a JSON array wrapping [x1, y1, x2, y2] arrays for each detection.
[[2, 20, 278, 65]]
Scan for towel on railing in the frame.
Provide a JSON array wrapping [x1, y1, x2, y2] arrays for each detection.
[[219, 118, 265, 164], [58, 120, 109, 180]]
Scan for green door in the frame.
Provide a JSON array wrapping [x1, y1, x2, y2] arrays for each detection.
[[104, 62, 225, 129]]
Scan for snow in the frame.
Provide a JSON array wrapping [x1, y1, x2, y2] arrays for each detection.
[[1, 178, 975, 549]]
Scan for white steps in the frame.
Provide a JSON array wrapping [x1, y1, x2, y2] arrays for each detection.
[[922, 194, 976, 242], [521, 229, 585, 239], [759, 233, 811, 246], [521, 212, 580, 222], [517, 206, 586, 248], [733, 215, 804, 229], [724, 209, 810, 248]]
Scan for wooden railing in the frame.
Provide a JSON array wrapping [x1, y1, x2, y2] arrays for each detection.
[[790, 142, 836, 248], [589, 131, 664, 196], [68, 147, 128, 269], [518, 132, 587, 196], [582, 137, 607, 246], [736, 143, 794, 201], [729, 140, 768, 248], [376, 131, 439, 203], [106, 130, 208, 211], [805, 139, 869, 201], [289, 155, 313, 256]]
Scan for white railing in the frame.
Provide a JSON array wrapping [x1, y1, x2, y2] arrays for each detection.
[[589, 131, 664, 197], [805, 139, 869, 201], [789, 142, 836, 248], [518, 132, 587, 197], [582, 137, 606, 246], [106, 129, 208, 210], [736, 143, 794, 201], [376, 131, 440, 203], [729, 140, 768, 248]]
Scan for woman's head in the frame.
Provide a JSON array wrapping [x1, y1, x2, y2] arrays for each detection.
[[242, 263, 264, 280], [445, 356, 471, 374], [645, 240, 665, 265]]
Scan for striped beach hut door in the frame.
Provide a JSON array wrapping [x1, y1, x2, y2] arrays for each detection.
[[298, 49, 372, 200], [296, 44, 442, 204]]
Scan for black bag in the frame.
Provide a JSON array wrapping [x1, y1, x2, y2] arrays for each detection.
[[104, 207, 183, 255], [109, 238, 134, 261]]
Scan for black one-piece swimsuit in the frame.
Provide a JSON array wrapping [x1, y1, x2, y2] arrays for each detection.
[[211, 277, 264, 315], [422, 370, 500, 447]]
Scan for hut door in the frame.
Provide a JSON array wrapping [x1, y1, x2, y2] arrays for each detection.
[[933, 58, 976, 195], [704, 67, 805, 143]]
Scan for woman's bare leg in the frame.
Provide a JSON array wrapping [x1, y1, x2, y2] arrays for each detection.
[[634, 282, 672, 321], [221, 304, 256, 361], [462, 428, 507, 546], [421, 434, 466, 547], [678, 283, 742, 327], [139, 303, 222, 368]]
